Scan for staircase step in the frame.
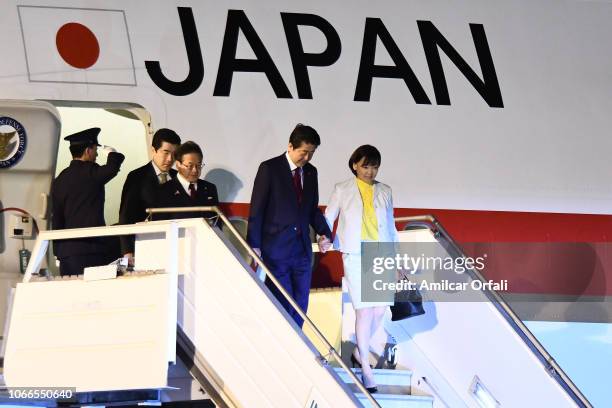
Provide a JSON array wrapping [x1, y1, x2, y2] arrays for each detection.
[[333, 367, 411, 394], [356, 393, 434, 408]]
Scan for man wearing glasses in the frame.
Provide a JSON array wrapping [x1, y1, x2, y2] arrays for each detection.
[[154, 141, 219, 220]]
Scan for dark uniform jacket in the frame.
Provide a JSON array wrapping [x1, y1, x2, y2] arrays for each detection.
[[118, 162, 178, 253], [51, 152, 125, 258], [154, 176, 219, 220], [246, 153, 331, 261]]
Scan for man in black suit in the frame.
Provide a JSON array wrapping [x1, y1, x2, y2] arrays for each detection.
[[51, 127, 125, 276], [118, 128, 181, 261], [155, 141, 219, 220], [247, 124, 332, 327]]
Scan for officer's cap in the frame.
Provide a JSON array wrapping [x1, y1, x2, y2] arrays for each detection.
[[64, 128, 101, 146]]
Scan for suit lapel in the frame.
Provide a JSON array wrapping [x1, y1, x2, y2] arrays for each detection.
[[277, 155, 299, 205], [147, 162, 159, 186], [302, 164, 314, 203], [351, 178, 363, 212], [170, 178, 190, 201], [140, 162, 160, 206], [195, 180, 207, 202], [372, 180, 378, 200]]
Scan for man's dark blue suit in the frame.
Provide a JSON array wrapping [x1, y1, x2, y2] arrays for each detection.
[[247, 153, 331, 327]]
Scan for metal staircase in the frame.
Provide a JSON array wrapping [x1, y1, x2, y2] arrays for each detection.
[[0, 209, 593, 407], [335, 367, 434, 408]]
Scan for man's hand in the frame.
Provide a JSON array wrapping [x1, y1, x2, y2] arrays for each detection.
[[123, 252, 134, 267], [317, 235, 332, 253], [251, 248, 262, 267]]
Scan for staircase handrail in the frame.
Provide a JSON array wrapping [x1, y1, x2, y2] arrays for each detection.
[[394, 215, 592, 408], [146, 206, 382, 408]]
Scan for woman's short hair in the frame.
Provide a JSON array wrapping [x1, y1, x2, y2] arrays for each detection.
[[348, 145, 381, 175]]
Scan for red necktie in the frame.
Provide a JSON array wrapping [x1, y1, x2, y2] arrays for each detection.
[[293, 167, 303, 204], [189, 183, 196, 199]]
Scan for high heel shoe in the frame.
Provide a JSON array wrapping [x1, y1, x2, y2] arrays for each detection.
[[361, 374, 378, 394], [384, 343, 398, 369]]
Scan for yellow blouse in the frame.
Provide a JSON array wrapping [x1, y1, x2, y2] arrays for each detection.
[[356, 177, 379, 241]]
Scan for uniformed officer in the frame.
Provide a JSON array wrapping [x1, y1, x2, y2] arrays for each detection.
[[51, 127, 125, 276]]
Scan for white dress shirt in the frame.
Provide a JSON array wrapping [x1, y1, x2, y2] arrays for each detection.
[[176, 173, 197, 195], [285, 152, 303, 186], [151, 161, 172, 183]]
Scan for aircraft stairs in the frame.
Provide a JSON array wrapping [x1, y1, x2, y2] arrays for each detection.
[[0, 208, 591, 407]]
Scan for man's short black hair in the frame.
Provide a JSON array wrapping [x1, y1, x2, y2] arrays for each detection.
[[69, 143, 94, 159], [152, 128, 181, 150], [348, 145, 381, 175], [175, 141, 203, 163], [289, 124, 320, 148]]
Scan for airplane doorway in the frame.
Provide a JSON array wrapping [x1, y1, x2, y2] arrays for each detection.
[[53, 103, 151, 226]]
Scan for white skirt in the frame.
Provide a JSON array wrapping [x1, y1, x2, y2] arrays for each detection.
[[342, 252, 394, 310]]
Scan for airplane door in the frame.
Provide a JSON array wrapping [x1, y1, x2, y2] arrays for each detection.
[[0, 99, 60, 334], [54, 105, 150, 227]]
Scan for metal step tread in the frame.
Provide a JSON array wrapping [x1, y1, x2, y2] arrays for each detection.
[[334, 367, 412, 394], [361, 393, 433, 401], [356, 393, 434, 408], [334, 367, 412, 385]]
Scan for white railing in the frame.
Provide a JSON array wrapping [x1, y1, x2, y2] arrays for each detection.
[[146, 206, 380, 408]]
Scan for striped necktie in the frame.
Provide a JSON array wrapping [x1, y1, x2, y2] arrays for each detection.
[[293, 167, 303, 204], [159, 172, 168, 184]]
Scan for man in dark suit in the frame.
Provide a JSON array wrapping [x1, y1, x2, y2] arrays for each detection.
[[51, 127, 125, 276], [247, 124, 332, 327], [154, 141, 219, 220], [118, 128, 181, 261]]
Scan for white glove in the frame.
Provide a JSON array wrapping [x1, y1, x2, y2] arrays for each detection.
[[101, 145, 117, 154]]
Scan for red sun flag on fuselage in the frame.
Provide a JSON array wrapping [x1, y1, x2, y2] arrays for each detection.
[[18, 5, 136, 86], [56, 22, 101, 69]]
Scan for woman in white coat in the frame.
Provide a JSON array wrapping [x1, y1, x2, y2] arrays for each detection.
[[325, 145, 399, 393]]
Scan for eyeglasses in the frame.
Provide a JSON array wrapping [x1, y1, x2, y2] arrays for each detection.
[[180, 162, 204, 171]]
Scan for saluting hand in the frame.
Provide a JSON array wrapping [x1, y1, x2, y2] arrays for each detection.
[[101, 145, 117, 154]]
